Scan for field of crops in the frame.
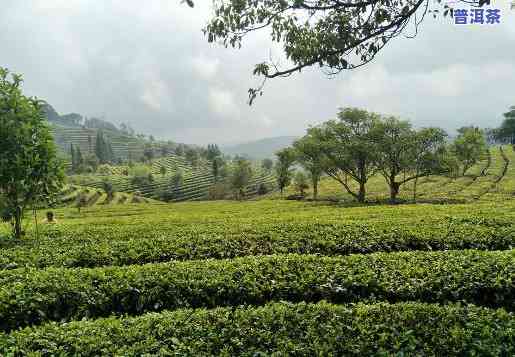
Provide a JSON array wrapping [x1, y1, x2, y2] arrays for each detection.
[[0, 197, 513, 354], [72, 154, 276, 202]]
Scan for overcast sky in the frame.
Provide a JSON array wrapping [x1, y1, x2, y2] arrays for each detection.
[[1, 0, 514, 145]]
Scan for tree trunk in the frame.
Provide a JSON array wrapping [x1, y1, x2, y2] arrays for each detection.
[[14, 206, 22, 239], [313, 181, 318, 200], [389, 182, 400, 204], [357, 182, 366, 203], [413, 176, 419, 202], [33, 208, 39, 240]]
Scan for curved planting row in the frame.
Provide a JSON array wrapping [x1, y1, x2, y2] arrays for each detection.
[[1, 217, 514, 269], [0, 250, 513, 331], [1, 301, 512, 356]]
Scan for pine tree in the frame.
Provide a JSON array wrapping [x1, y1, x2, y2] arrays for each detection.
[[70, 143, 76, 172], [75, 146, 84, 170]]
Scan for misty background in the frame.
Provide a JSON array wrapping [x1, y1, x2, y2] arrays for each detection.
[[1, 0, 514, 145]]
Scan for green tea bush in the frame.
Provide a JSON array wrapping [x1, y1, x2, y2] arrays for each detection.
[[0, 250, 512, 331], [0, 217, 513, 269], [1, 301, 512, 356]]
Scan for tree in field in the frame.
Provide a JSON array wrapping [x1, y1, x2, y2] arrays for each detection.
[[230, 158, 253, 200], [203, 0, 457, 103], [83, 154, 99, 173], [75, 146, 84, 172], [212, 156, 225, 182], [293, 131, 324, 200], [261, 158, 274, 172], [494, 106, 515, 145], [175, 144, 185, 157], [75, 191, 88, 213], [185, 148, 200, 168], [95, 131, 114, 164], [206, 144, 222, 161], [294, 171, 309, 197], [101, 180, 116, 203], [408, 127, 449, 201], [451, 127, 487, 176], [316, 108, 381, 203], [159, 165, 167, 177], [0, 68, 64, 238], [70, 143, 84, 173], [374, 117, 448, 203], [275, 148, 296, 195], [143, 144, 155, 163], [171, 170, 184, 192]]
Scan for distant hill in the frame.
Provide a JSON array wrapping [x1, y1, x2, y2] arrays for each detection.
[[223, 136, 298, 159]]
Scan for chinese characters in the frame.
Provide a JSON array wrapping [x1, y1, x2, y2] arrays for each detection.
[[454, 7, 501, 25]]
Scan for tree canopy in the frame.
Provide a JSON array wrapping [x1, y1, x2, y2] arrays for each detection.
[[0, 68, 64, 238], [203, 0, 457, 103]]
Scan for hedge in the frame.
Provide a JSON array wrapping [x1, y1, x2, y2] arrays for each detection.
[[1, 302, 513, 356], [0, 250, 513, 331], [1, 217, 514, 269]]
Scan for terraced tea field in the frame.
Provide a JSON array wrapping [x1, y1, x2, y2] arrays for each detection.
[[0, 199, 513, 355], [73, 154, 276, 202]]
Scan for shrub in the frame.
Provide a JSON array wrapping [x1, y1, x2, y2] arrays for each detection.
[[0, 302, 512, 356], [0, 250, 512, 331]]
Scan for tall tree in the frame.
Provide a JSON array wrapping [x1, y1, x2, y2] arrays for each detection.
[[203, 0, 457, 103], [451, 126, 487, 176], [495, 106, 515, 145], [317, 108, 381, 203], [0, 68, 64, 238], [212, 156, 225, 182], [95, 131, 114, 164], [293, 130, 324, 200], [230, 158, 253, 200], [275, 148, 296, 195], [261, 158, 274, 172], [374, 118, 448, 202], [206, 144, 222, 161]]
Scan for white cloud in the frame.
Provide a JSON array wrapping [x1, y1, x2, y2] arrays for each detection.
[[191, 55, 220, 80], [208, 88, 240, 119], [141, 78, 173, 112]]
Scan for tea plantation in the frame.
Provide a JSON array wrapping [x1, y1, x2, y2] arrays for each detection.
[[0, 189, 514, 355]]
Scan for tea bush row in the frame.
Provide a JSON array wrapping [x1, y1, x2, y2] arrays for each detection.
[[1, 250, 513, 331], [1, 301, 512, 356], [1, 219, 514, 269]]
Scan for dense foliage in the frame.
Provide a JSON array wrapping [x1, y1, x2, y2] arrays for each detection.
[[0, 68, 64, 238], [0, 250, 512, 331], [1, 301, 512, 356]]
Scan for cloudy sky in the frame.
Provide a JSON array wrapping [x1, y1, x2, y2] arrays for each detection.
[[1, 0, 514, 145]]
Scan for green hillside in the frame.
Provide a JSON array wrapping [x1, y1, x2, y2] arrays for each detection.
[[51, 125, 150, 161], [69, 154, 276, 202]]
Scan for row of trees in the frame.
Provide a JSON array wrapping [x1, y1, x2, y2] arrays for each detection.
[[275, 107, 492, 203]]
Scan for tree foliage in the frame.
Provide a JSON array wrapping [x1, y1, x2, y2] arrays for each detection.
[[293, 131, 324, 200], [0, 68, 64, 238], [95, 131, 114, 164], [494, 106, 515, 145], [230, 158, 253, 200], [203, 0, 457, 103], [316, 108, 381, 202], [374, 118, 447, 202], [275, 148, 296, 195], [451, 127, 487, 176]]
